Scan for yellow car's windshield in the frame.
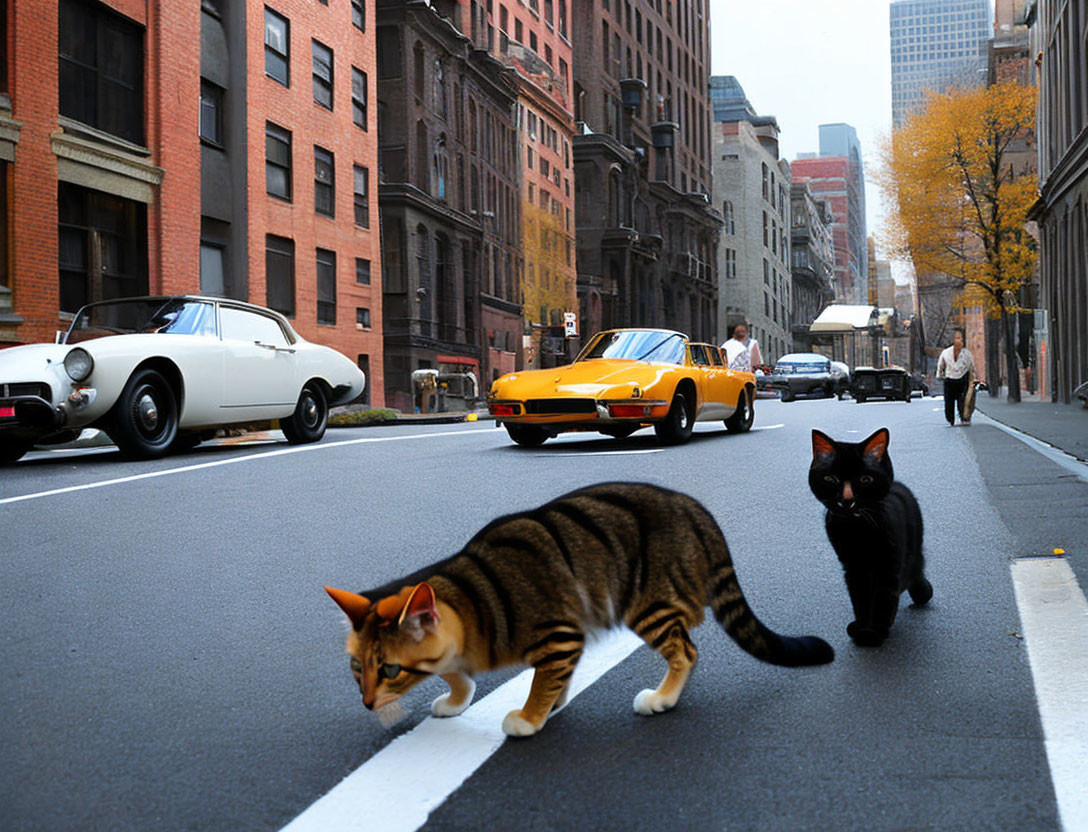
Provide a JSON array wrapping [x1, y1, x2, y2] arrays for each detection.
[[580, 330, 686, 364]]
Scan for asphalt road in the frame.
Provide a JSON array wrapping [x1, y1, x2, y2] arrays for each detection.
[[2, 396, 1076, 831]]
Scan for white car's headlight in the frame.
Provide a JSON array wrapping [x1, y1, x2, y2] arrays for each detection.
[[64, 347, 94, 382]]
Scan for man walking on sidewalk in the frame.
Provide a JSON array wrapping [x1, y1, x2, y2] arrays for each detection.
[[937, 328, 975, 426]]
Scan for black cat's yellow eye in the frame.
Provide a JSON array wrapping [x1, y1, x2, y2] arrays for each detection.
[[824, 475, 837, 483], [349, 658, 362, 674], [859, 475, 874, 484], [379, 663, 402, 680]]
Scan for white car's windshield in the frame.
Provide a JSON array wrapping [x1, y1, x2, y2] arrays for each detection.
[[67, 299, 217, 343], [579, 330, 687, 365]]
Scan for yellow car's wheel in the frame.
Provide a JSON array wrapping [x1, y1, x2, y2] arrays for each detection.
[[654, 392, 694, 445], [725, 388, 754, 433], [506, 424, 549, 447]]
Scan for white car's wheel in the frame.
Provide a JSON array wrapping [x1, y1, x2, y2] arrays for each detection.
[[109, 368, 179, 460], [281, 383, 328, 444]]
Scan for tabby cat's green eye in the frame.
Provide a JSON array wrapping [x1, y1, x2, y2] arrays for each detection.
[[350, 658, 362, 673], [380, 663, 402, 680]]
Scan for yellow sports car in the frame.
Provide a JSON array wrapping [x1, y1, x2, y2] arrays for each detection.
[[488, 328, 756, 446]]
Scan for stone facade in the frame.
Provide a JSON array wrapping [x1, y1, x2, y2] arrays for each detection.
[[712, 79, 792, 364], [789, 181, 834, 354], [1026, 0, 1088, 404], [570, 0, 720, 344], [376, 1, 520, 406]]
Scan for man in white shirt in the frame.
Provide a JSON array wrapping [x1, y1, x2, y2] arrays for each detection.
[[936, 328, 975, 426], [721, 323, 762, 373]]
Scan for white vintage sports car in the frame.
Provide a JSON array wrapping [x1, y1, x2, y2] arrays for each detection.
[[0, 296, 365, 463]]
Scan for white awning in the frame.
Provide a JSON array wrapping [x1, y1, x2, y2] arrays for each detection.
[[809, 304, 880, 333]]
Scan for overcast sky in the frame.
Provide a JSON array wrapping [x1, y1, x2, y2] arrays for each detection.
[[709, 0, 896, 249]]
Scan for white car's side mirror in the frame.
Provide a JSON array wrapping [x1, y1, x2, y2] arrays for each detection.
[[55, 330, 66, 344]]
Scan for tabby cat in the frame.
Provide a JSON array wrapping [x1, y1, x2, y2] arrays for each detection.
[[326, 483, 834, 737], [809, 428, 933, 647]]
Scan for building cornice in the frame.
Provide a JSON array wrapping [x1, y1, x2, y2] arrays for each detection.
[[51, 117, 163, 203], [1037, 125, 1088, 211], [378, 183, 485, 235]]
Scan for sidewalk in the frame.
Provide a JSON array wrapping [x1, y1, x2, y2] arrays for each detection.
[[974, 397, 1088, 463]]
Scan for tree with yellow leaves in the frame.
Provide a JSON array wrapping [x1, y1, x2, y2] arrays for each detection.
[[878, 83, 1038, 402]]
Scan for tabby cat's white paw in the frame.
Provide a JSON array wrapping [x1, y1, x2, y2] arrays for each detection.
[[502, 710, 540, 737], [633, 689, 674, 715], [431, 693, 470, 718], [431, 677, 475, 717]]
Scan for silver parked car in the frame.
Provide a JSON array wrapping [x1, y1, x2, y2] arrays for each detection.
[[769, 353, 850, 402]]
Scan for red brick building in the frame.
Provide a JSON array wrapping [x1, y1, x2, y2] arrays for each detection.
[[1, 0, 383, 403]]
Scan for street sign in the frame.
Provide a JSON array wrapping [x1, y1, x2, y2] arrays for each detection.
[[563, 312, 578, 338]]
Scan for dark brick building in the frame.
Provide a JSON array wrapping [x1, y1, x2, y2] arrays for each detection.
[[569, 0, 720, 341], [375, 0, 520, 408]]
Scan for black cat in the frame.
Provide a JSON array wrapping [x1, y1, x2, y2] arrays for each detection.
[[809, 427, 932, 646]]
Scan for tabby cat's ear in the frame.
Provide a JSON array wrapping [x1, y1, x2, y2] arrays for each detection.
[[325, 586, 372, 629], [812, 429, 836, 459], [398, 582, 440, 642], [862, 428, 890, 462]]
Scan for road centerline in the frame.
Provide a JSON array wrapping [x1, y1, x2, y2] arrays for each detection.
[[281, 629, 644, 832]]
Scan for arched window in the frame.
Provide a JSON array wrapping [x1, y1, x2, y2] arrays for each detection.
[[434, 59, 447, 119], [433, 135, 448, 200], [416, 224, 432, 332], [415, 120, 429, 192], [413, 42, 425, 99]]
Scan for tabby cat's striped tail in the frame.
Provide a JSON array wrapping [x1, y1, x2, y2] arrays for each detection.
[[708, 558, 834, 667]]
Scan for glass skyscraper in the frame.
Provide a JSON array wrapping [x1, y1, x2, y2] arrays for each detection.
[[890, 0, 994, 125]]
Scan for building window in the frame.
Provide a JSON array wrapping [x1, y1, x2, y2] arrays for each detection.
[[356, 307, 371, 328], [58, 182, 148, 313], [266, 122, 292, 200], [351, 0, 365, 31], [264, 7, 289, 86], [59, 0, 145, 145], [317, 248, 336, 325], [355, 257, 371, 284], [200, 243, 226, 295], [199, 80, 224, 145], [377, 27, 401, 78], [314, 146, 335, 217], [266, 235, 295, 317], [312, 39, 333, 110], [353, 165, 370, 228], [351, 67, 368, 129]]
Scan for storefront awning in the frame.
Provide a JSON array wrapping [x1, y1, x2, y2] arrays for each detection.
[[436, 354, 479, 367], [809, 305, 880, 334]]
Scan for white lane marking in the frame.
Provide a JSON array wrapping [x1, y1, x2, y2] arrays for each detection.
[[1, 428, 494, 507], [973, 411, 1088, 484], [1011, 558, 1088, 831], [543, 449, 664, 457], [751, 423, 784, 431], [282, 629, 644, 832]]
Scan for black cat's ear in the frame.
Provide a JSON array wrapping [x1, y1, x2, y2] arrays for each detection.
[[812, 430, 835, 459], [862, 428, 890, 462]]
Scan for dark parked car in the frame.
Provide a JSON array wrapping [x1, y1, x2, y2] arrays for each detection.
[[769, 353, 850, 402], [909, 373, 930, 397], [852, 366, 912, 403]]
